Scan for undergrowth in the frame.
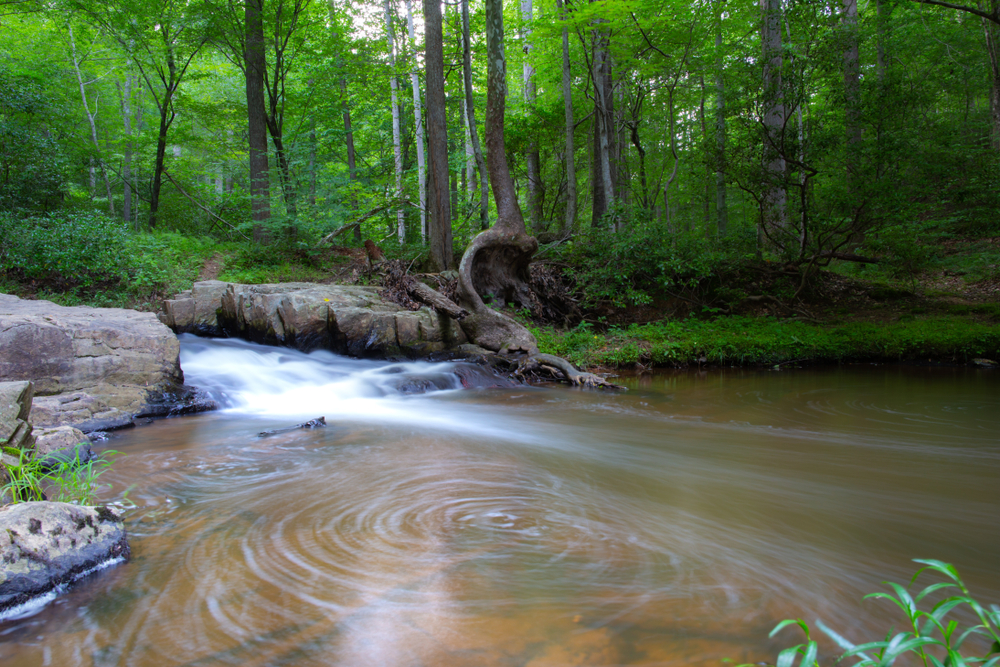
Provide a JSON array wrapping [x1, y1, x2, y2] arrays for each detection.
[[1, 446, 118, 505], [531, 316, 1000, 368]]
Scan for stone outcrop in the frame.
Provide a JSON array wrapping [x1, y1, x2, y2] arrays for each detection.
[[0, 381, 34, 454], [0, 502, 129, 615], [160, 281, 469, 358], [0, 294, 183, 430]]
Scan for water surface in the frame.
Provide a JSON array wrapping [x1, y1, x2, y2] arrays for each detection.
[[2, 337, 997, 666]]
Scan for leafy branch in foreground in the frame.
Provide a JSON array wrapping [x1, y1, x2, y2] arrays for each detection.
[[761, 560, 1000, 667]]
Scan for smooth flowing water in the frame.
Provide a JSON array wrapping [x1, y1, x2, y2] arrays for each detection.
[[2, 336, 998, 666]]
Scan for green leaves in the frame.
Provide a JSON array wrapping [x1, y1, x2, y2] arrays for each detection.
[[1, 446, 119, 505], [765, 561, 1000, 667]]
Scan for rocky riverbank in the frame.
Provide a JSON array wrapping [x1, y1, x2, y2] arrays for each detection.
[[159, 280, 471, 358], [0, 293, 189, 432]]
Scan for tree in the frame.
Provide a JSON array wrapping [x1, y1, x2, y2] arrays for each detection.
[[423, 0, 453, 270], [246, 0, 270, 237], [555, 0, 577, 237], [70, 0, 209, 229], [760, 0, 788, 241], [404, 0, 427, 243], [462, 0, 489, 231]]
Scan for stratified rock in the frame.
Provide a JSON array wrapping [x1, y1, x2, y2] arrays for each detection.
[[0, 294, 182, 429], [161, 281, 468, 358], [0, 502, 129, 615], [0, 381, 34, 453], [32, 425, 94, 472], [157, 280, 230, 336]]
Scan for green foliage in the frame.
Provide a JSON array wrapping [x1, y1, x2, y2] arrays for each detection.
[[0, 66, 69, 211], [0, 211, 220, 306], [563, 222, 756, 309], [0, 211, 133, 284], [532, 316, 1000, 368], [1, 446, 118, 505], [762, 560, 1000, 667]]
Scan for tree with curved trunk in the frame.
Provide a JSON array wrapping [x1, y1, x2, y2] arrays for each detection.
[[425, 0, 618, 388]]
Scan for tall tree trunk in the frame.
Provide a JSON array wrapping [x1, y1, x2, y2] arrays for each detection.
[[843, 0, 862, 184], [68, 24, 114, 217], [699, 79, 710, 230], [118, 67, 135, 227], [246, 0, 270, 241], [590, 24, 615, 228], [340, 77, 361, 244], [384, 0, 405, 244], [760, 0, 787, 239], [556, 0, 577, 237], [463, 95, 474, 198], [984, 4, 1000, 150], [462, 0, 490, 230], [424, 0, 454, 270], [521, 0, 543, 234], [405, 0, 428, 244], [309, 109, 317, 208], [714, 7, 729, 237]]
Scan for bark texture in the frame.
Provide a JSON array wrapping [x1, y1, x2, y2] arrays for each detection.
[[246, 0, 270, 240], [556, 0, 577, 236], [424, 0, 454, 270], [462, 0, 490, 230]]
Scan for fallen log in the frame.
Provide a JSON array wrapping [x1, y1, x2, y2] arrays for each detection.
[[257, 417, 327, 438]]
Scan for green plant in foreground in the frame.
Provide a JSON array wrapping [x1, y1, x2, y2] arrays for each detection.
[[1, 446, 118, 505], [763, 560, 1000, 667]]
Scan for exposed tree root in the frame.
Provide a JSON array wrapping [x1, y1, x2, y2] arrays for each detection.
[[515, 353, 626, 389]]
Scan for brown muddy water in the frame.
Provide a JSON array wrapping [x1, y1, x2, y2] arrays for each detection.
[[1, 336, 998, 666]]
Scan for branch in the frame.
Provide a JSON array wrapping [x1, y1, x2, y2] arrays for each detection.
[[909, 0, 1000, 23], [161, 170, 250, 241]]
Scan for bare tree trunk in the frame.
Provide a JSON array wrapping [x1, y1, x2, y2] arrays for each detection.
[[714, 7, 728, 237], [463, 95, 474, 197], [984, 3, 1000, 150], [119, 70, 134, 226], [340, 78, 361, 243], [521, 0, 543, 234], [462, 0, 490, 230], [590, 24, 615, 227], [424, 0, 454, 270], [384, 0, 405, 244], [843, 0, 862, 183], [556, 0, 577, 237], [876, 0, 887, 82], [309, 112, 317, 208], [760, 0, 788, 238], [68, 23, 114, 217], [246, 0, 270, 241], [405, 0, 428, 244]]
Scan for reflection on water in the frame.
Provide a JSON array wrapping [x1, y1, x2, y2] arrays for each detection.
[[1, 338, 997, 666]]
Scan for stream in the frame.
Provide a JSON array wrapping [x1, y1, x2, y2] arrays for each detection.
[[1, 335, 998, 666]]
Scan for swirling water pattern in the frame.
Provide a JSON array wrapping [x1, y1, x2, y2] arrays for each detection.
[[1, 339, 997, 666]]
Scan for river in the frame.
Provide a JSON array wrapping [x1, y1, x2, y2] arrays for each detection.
[[2, 335, 998, 666]]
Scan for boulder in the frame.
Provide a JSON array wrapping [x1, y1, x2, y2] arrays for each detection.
[[0, 502, 129, 615], [32, 426, 94, 472], [161, 281, 468, 358], [32, 425, 91, 459], [0, 381, 34, 454], [0, 294, 183, 430]]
